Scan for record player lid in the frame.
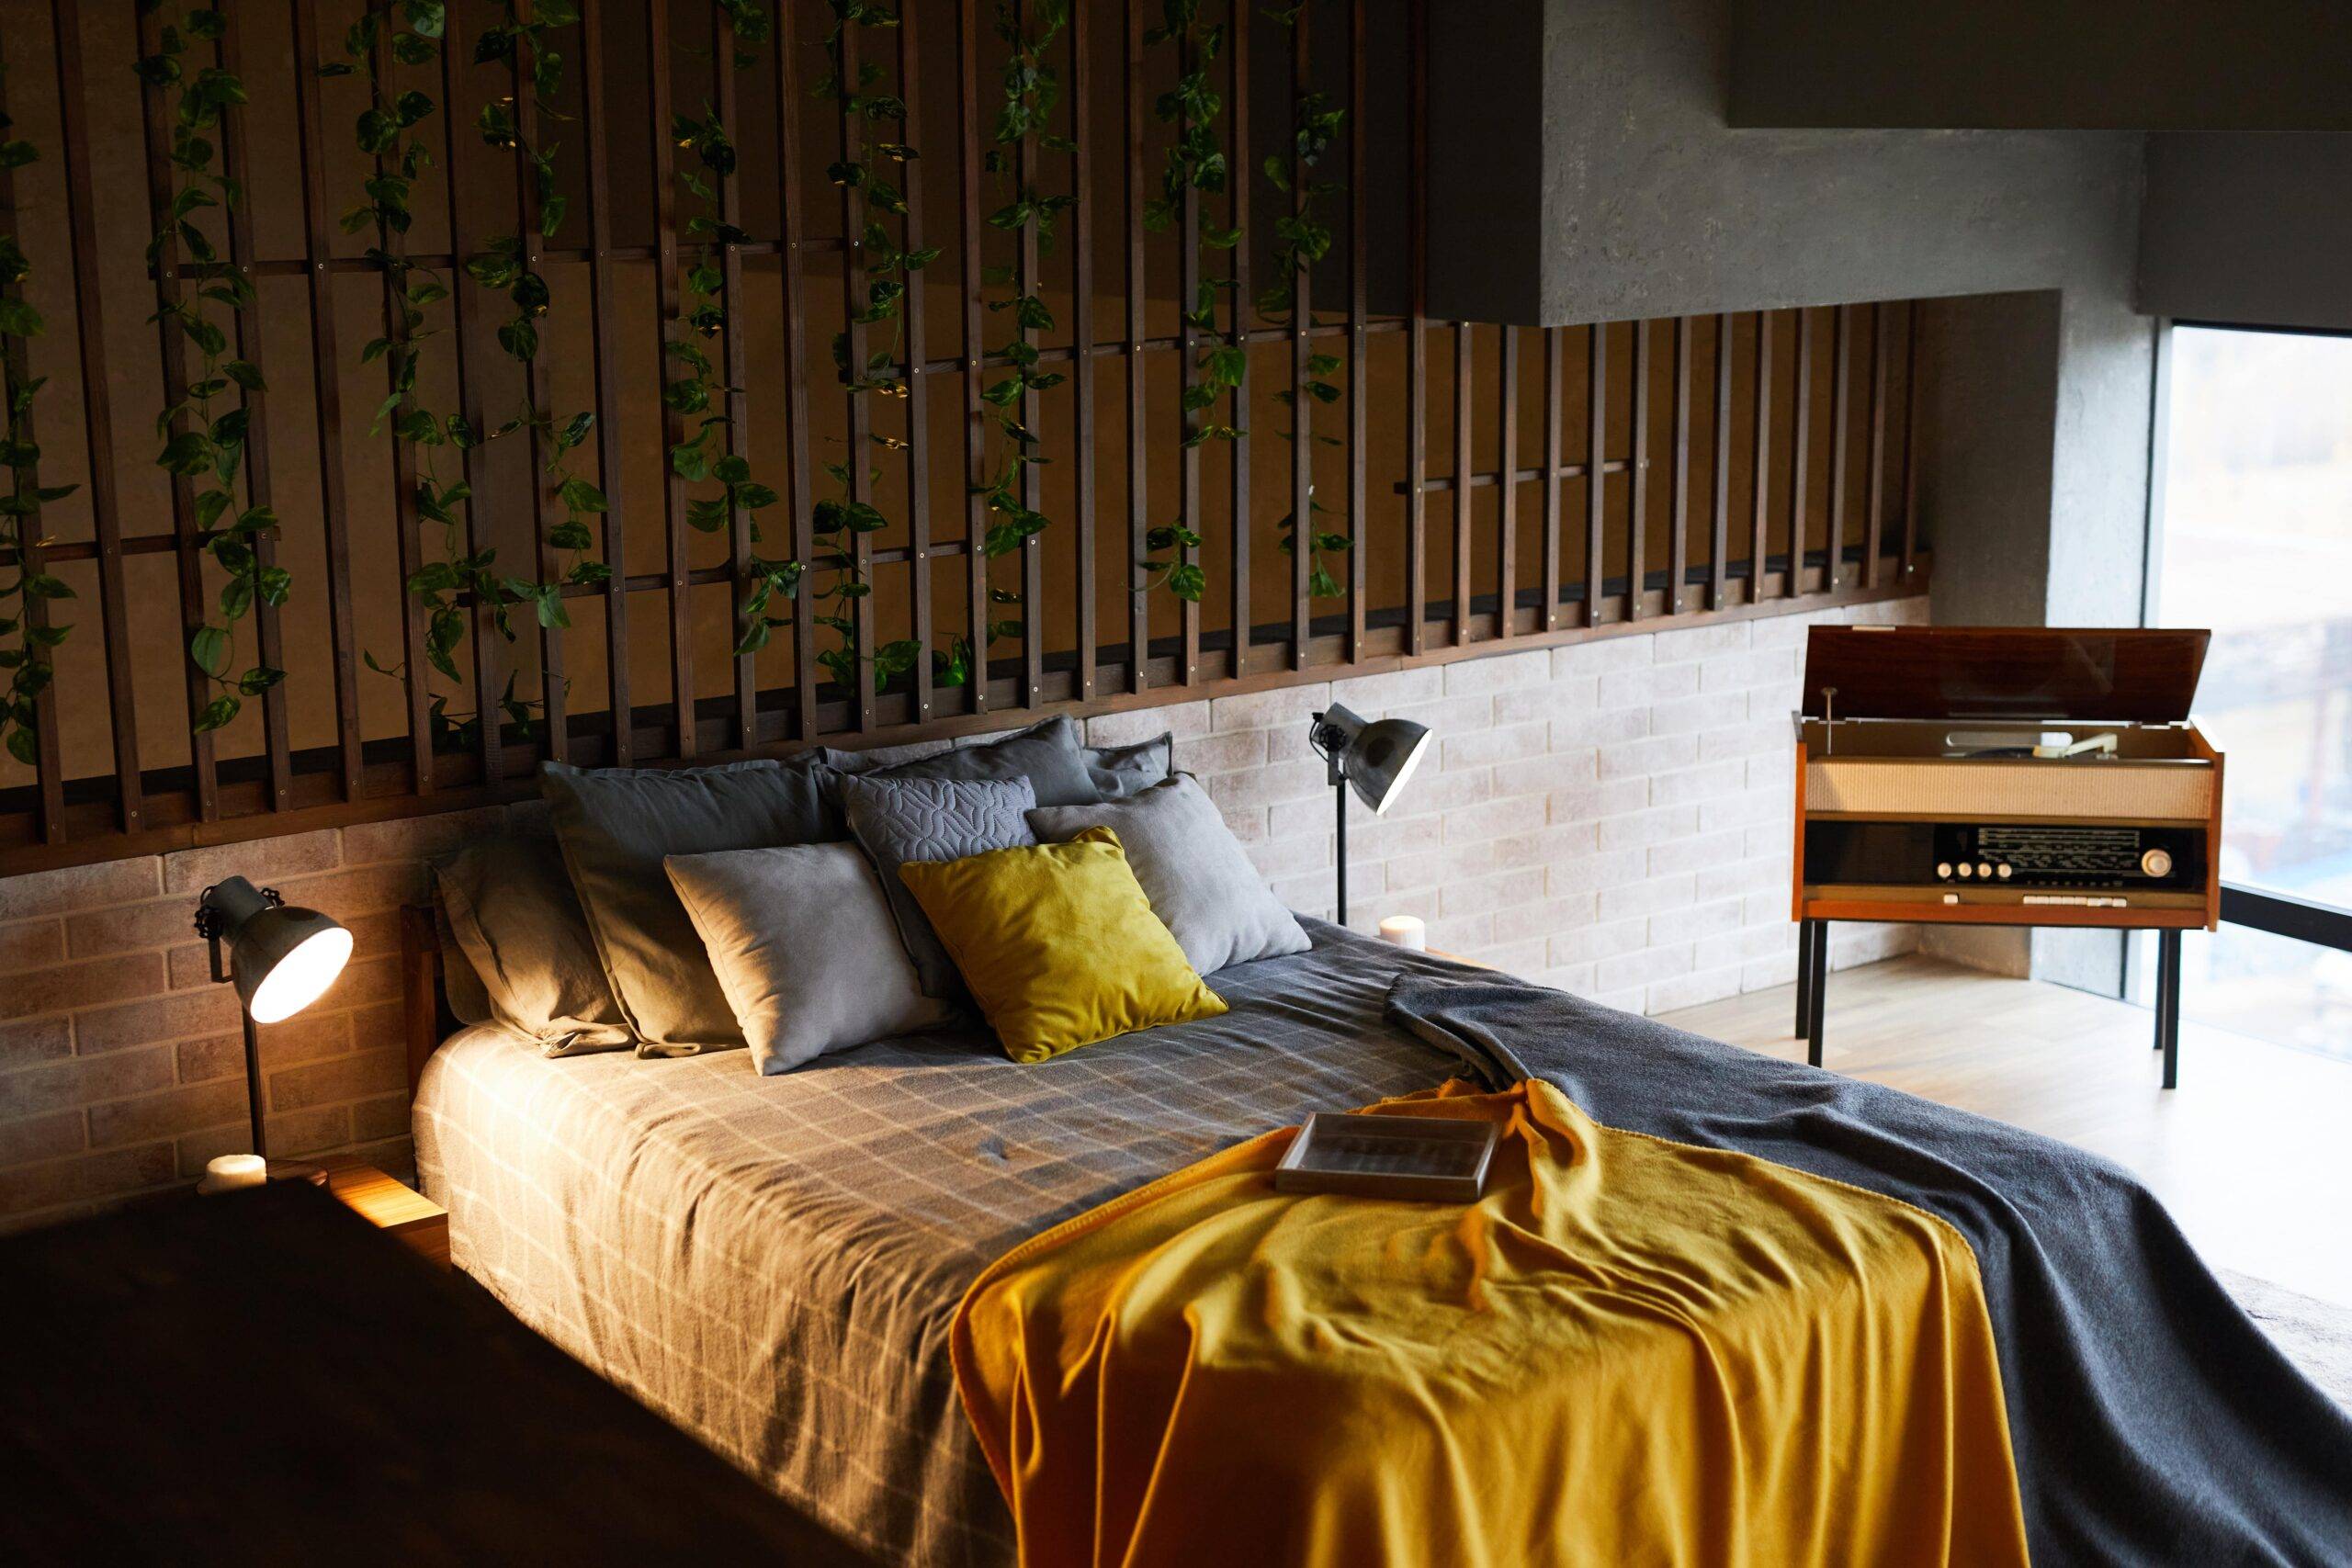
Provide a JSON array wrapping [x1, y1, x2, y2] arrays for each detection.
[[1800, 626, 2210, 723]]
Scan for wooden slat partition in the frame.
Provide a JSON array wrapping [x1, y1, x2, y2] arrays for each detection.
[[0, 4, 1931, 873]]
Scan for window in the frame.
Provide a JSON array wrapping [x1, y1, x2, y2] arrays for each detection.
[[2147, 324, 2352, 1064]]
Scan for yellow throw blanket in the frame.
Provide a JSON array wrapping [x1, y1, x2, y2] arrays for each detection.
[[952, 1080, 2030, 1568]]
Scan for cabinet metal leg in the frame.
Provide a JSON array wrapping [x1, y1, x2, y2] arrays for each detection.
[[1794, 919, 1815, 1039], [1805, 919, 1829, 1069], [2157, 929, 2182, 1089]]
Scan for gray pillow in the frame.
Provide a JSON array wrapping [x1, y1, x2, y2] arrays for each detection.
[[541, 760, 838, 1055], [666, 843, 956, 1075], [839, 772, 1039, 1000], [1089, 732, 1173, 799], [434, 835, 634, 1056], [863, 715, 1103, 807], [1027, 774, 1311, 976]]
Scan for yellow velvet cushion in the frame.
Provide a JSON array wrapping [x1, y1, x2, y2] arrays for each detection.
[[895, 827, 1227, 1063]]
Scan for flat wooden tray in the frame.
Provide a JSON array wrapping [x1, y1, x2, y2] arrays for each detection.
[[1272, 1112, 1498, 1202]]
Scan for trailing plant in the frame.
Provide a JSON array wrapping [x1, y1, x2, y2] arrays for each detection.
[[0, 116, 75, 769], [1258, 12, 1350, 602], [804, 0, 933, 692], [662, 24, 807, 668], [135, 8, 281, 735], [1134, 0, 1240, 606], [967, 0, 1073, 660]]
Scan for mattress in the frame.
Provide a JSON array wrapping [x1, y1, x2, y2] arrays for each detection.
[[413, 921, 1470, 1568]]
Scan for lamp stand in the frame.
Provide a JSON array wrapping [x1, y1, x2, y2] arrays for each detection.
[[1329, 754, 1351, 930], [196, 886, 324, 1187]]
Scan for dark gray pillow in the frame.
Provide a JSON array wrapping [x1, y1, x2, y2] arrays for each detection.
[[1028, 774, 1311, 976], [1088, 732, 1173, 799], [541, 761, 837, 1055], [435, 835, 634, 1056], [863, 715, 1102, 807], [839, 772, 1039, 1000]]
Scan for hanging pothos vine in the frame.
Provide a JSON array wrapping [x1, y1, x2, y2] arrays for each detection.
[[135, 9, 281, 735], [0, 114, 74, 769], [1259, 5, 1351, 601]]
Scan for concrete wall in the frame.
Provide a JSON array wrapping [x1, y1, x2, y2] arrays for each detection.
[[1427, 0, 2145, 327], [2139, 135, 2352, 332]]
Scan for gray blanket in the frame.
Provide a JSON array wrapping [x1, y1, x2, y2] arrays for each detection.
[[1388, 972, 2352, 1567]]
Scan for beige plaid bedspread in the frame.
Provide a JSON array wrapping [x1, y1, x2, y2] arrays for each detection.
[[413, 925, 1468, 1567]]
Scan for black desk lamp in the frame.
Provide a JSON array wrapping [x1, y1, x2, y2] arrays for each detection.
[[193, 875, 352, 1179], [1306, 704, 1433, 928]]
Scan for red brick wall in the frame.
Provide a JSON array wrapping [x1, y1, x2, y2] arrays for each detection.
[[0, 807, 512, 1232]]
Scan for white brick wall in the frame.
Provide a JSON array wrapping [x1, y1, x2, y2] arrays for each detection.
[[1080, 597, 1928, 1017]]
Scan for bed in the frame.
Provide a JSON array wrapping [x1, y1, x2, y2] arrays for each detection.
[[410, 913, 2352, 1566], [413, 919, 1469, 1567]]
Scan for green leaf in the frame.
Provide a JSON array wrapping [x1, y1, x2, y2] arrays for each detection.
[[189, 624, 229, 677], [193, 694, 240, 733], [557, 476, 608, 513]]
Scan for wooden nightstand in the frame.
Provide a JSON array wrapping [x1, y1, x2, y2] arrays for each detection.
[[324, 1163, 449, 1268], [1427, 948, 1499, 971]]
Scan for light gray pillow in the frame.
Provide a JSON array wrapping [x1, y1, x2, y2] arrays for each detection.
[[1027, 774, 1310, 976], [838, 772, 1039, 1000], [434, 836, 633, 1056], [1089, 732, 1174, 799], [541, 760, 839, 1055], [666, 843, 956, 1074]]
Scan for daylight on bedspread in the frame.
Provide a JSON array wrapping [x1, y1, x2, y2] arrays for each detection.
[[3, 5, 2350, 1566]]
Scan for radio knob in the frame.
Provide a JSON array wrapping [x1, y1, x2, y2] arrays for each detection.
[[1937, 862, 1953, 880], [1957, 863, 1973, 878], [1996, 863, 2013, 880], [2141, 847, 2175, 879], [1975, 863, 1993, 879]]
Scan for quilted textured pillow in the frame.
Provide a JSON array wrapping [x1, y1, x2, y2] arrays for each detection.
[[1027, 774, 1310, 976], [838, 772, 1040, 1000], [896, 827, 1227, 1063]]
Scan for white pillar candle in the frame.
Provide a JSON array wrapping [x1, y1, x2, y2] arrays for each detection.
[[198, 1153, 267, 1195], [1378, 914, 1428, 951]]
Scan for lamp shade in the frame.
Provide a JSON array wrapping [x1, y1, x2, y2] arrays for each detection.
[[198, 876, 353, 1024], [1313, 704, 1435, 816]]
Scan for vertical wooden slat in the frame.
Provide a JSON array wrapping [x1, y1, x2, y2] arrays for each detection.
[[1015, 6, 1044, 710], [1583, 324, 1606, 626], [1404, 0, 1426, 655], [367, 1, 434, 793], [1495, 328, 1517, 639], [50, 0, 141, 831], [1286, 0, 1311, 667], [513, 35, 568, 764], [957, 0, 989, 716], [0, 30, 62, 840], [1226, 6, 1251, 680], [1625, 319, 1650, 622], [1711, 313, 1732, 610], [1344, 0, 1367, 662], [1176, 18, 1201, 685], [1540, 326, 1562, 632], [1749, 310, 1771, 604], [840, 19, 878, 731], [1863, 299, 1890, 590], [285, 0, 363, 801], [1124, 0, 1148, 694], [134, 5, 220, 821], [1069, 0, 1095, 700], [646, 0, 695, 757], [1451, 325, 1471, 645], [775, 3, 819, 739], [1668, 316, 1691, 615], [211, 3, 294, 809], [440, 17, 503, 779], [713, 10, 753, 750], [579, 0, 632, 762], [1901, 300, 1921, 583], [899, 6, 936, 723], [1788, 306, 1814, 598], [1827, 303, 1853, 593]]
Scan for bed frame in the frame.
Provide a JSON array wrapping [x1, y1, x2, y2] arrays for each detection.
[[400, 903, 457, 1101]]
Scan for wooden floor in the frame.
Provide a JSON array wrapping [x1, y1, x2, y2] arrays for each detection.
[[1660, 954, 2352, 1311]]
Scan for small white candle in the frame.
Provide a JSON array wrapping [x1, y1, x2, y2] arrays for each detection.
[[1378, 914, 1428, 951], [199, 1153, 267, 1194]]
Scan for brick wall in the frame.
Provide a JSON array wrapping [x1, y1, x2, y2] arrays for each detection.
[[0, 595, 1922, 1232]]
